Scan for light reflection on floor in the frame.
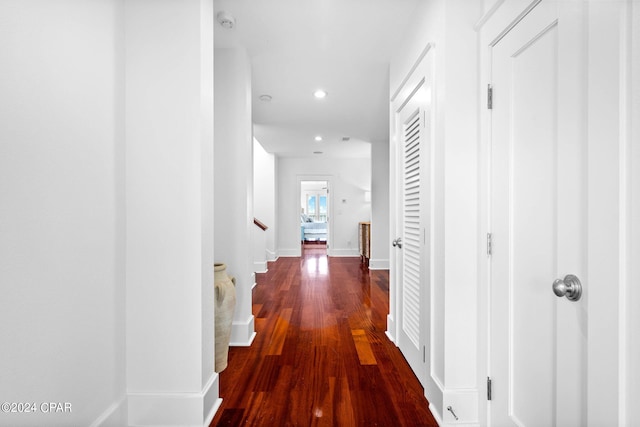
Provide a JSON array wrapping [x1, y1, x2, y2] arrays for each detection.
[[302, 243, 328, 276], [305, 254, 328, 275]]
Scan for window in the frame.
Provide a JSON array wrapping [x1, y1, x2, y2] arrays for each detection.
[[305, 193, 327, 222]]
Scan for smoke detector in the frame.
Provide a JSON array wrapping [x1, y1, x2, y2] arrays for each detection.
[[216, 12, 236, 29]]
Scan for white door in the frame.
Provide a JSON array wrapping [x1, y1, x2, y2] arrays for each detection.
[[393, 77, 430, 385], [489, 3, 587, 426]]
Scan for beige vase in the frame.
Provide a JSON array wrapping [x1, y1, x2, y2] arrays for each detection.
[[214, 263, 236, 373]]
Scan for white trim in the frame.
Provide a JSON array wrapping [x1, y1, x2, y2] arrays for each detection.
[[229, 315, 256, 346], [385, 314, 397, 344], [474, 0, 543, 45], [429, 403, 443, 427], [128, 374, 220, 427], [90, 395, 127, 427], [390, 43, 433, 103], [618, 2, 632, 421], [203, 374, 222, 427], [474, 0, 507, 31], [253, 261, 268, 273], [368, 259, 389, 270], [266, 249, 277, 262], [329, 248, 360, 257], [278, 249, 300, 257]]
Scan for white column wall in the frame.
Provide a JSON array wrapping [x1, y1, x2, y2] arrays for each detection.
[[0, 1, 127, 426], [254, 138, 277, 267], [441, 0, 480, 393], [214, 48, 255, 346], [389, 0, 481, 423], [125, 1, 217, 425]]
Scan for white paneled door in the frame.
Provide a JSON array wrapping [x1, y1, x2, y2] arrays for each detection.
[[393, 72, 431, 387], [489, 3, 587, 426]]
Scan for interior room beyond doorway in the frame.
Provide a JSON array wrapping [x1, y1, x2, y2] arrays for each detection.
[[300, 180, 328, 254]]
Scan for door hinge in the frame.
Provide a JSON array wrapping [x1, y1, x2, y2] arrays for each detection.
[[487, 84, 493, 110], [487, 377, 492, 400], [423, 346, 426, 363], [487, 233, 493, 256]]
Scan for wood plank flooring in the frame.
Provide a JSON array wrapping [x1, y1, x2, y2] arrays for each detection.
[[211, 246, 437, 427]]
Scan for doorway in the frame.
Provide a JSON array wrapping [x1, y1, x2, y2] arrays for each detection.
[[390, 46, 433, 389], [300, 180, 329, 255]]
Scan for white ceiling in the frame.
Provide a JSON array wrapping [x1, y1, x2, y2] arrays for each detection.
[[213, 0, 421, 158]]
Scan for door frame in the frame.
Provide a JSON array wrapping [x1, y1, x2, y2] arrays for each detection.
[[296, 175, 333, 256], [389, 42, 439, 403]]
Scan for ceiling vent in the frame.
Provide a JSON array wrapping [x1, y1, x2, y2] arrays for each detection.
[[341, 136, 351, 142]]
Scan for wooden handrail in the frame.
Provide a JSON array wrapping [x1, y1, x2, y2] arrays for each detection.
[[253, 218, 268, 231]]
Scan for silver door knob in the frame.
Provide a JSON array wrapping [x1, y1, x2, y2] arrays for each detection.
[[392, 238, 402, 248], [552, 274, 582, 301]]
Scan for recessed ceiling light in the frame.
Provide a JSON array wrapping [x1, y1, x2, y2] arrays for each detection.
[[314, 136, 323, 142], [216, 12, 236, 29], [313, 151, 323, 155], [313, 90, 327, 99], [259, 94, 272, 102]]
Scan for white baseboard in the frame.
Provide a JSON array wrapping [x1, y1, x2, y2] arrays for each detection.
[[203, 375, 223, 427], [441, 388, 479, 426], [368, 258, 389, 270], [278, 248, 300, 257], [386, 314, 397, 343], [229, 315, 256, 346], [429, 403, 443, 426], [266, 249, 277, 262], [329, 248, 360, 257], [90, 395, 127, 427], [254, 261, 267, 273], [128, 374, 220, 427]]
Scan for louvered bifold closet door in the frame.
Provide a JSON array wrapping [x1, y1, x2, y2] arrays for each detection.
[[402, 111, 422, 348]]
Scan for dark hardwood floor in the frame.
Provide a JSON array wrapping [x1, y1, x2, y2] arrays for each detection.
[[211, 245, 437, 426]]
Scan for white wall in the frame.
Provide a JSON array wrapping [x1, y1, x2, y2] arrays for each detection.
[[389, 0, 481, 423], [277, 157, 371, 257], [0, 1, 127, 425], [125, 1, 217, 425], [370, 139, 390, 270], [253, 138, 277, 268], [214, 48, 255, 346]]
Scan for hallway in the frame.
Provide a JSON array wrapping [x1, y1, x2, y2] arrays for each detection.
[[212, 250, 437, 426]]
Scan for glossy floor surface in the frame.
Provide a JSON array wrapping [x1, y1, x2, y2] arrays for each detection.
[[211, 245, 437, 426]]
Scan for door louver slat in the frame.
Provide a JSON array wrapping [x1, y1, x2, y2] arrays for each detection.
[[402, 111, 422, 348]]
